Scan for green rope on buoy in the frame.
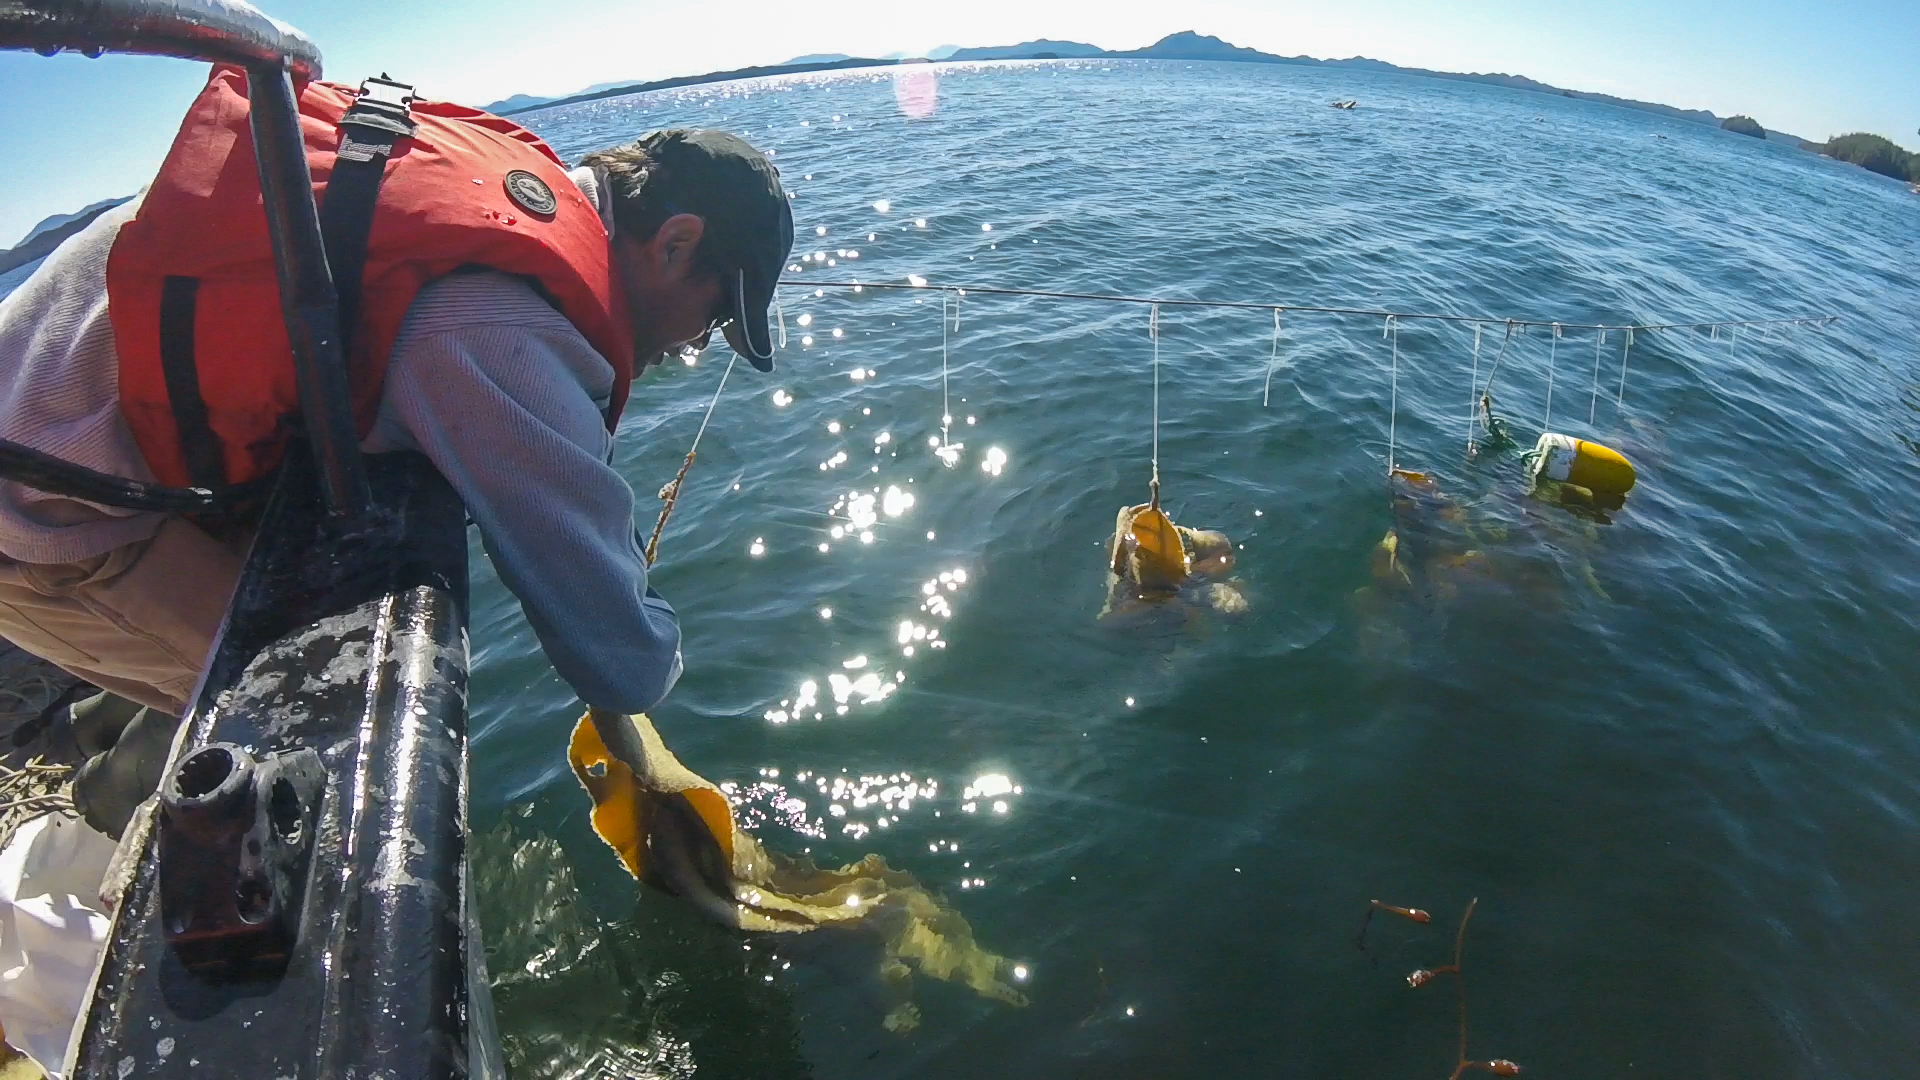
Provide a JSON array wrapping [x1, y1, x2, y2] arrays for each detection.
[[1474, 392, 1521, 455]]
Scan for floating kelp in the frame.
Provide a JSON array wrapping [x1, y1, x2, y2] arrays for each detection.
[[567, 709, 1028, 1030], [1101, 502, 1248, 621]]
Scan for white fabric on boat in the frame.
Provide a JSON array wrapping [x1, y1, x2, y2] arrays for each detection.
[[0, 813, 114, 1079]]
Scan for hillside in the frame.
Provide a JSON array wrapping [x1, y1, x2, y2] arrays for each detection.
[[946, 39, 1107, 61], [1807, 133, 1920, 182], [1, 198, 129, 277], [502, 29, 1777, 133]]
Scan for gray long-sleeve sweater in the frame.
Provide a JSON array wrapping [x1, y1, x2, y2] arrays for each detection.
[[0, 172, 681, 714]]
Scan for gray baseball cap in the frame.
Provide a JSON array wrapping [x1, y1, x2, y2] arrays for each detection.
[[638, 130, 794, 371]]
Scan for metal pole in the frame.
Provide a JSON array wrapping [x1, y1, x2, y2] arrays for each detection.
[[246, 61, 369, 517], [0, 0, 323, 78]]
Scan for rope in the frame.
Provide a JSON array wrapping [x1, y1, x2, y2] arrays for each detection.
[[941, 290, 956, 448], [1615, 328, 1635, 408], [1478, 321, 1517, 425], [1475, 322, 1520, 451], [1465, 322, 1482, 454], [1544, 323, 1560, 432], [1589, 329, 1606, 425], [1262, 308, 1284, 407], [644, 352, 737, 566], [1385, 315, 1400, 473], [1479, 321, 1516, 399], [782, 278, 1842, 334], [1149, 303, 1161, 509]]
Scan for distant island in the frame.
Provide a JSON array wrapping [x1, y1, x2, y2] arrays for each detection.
[[1802, 132, 1920, 183], [481, 31, 1920, 194], [482, 29, 1804, 148]]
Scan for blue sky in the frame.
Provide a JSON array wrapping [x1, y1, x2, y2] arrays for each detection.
[[2, 0, 1913, 245]]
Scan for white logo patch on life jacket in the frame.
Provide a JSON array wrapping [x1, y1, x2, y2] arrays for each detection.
[[504, 170, 557, 216]]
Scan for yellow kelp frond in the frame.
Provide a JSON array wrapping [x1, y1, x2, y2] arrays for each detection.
[[1372, 528, 1410, 587], [568, 708, 735, 881], [1112, 503, 1188, 592], [567, 709, 1029, 1017]]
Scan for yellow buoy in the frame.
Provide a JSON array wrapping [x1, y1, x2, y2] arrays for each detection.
[[1530, 433, 1636, 497]]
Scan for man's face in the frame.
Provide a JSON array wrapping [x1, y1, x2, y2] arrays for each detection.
[[615, 213, 728, 370]]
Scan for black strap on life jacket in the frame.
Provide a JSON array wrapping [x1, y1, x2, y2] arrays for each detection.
[[319, 75, 415, 356], [0, 74, 415, 517], [157, 275, 226, 490]]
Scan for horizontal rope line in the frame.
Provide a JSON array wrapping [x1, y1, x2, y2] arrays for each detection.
[[776, 278, 1841, 334]]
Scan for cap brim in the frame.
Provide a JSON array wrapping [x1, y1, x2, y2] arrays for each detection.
[[721, 267, 775, 372]]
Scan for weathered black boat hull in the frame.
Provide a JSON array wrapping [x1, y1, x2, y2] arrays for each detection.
[[71, 450, 496, 1079]]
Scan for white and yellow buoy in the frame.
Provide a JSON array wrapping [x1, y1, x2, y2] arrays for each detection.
[[1529, 433, 1637, 500]]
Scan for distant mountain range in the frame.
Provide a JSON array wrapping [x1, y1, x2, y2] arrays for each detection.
[[2, 197, 130, 275], [480, 30, 1807, 145]]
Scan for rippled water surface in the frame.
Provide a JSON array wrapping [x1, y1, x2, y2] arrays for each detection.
[[468, 61, 1920, 1078]]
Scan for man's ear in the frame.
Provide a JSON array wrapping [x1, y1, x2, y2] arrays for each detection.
[[654, 213, 707, 275]]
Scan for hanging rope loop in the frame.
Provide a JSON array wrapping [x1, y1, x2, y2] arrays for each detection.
[[1149, 303, 1162, 507], [940, 290, 955, 444], [1544, 322, 1561, 432], [1262, 307, 1285, 407], [1589, 329, 1606, 425], [1385, 315, 1401, 474], [1616, 327, 1636, 407], [1465, 322, 1483, 454]]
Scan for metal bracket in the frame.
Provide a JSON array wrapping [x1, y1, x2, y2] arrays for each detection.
[[157, 743, 327, 978]]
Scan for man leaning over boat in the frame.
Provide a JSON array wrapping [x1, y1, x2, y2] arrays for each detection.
[[0, 67, 792, 1071]]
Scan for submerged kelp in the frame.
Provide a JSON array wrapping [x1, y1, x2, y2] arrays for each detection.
[[568, 709, 1027, 1031]]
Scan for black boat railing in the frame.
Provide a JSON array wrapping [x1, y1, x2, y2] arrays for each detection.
[[2, 3, 491, 1076], [1, 0, 320, 79]]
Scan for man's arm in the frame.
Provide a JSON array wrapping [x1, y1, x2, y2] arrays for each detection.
[[365, 272, 681, 714]]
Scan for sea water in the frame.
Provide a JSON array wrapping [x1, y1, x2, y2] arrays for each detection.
[[17, 57, 1920, 1079], [470, 60, 1920, 1079]]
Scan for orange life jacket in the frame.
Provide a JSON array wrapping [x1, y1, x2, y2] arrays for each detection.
[[108, 65, 634, 491]]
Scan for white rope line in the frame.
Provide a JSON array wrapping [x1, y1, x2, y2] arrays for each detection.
[[939, 290, 955, 447], [1149, 303, 1161, 495], [1262, 307, 1285, 407], [1589, 329, 1606, 425], [782, 278, 1842, 334], [1479, 321, 1517, 405], [1544, 322, 1560, 432], [1385, 315, 1400, 473], [1466, 322, 1482, 453], [774, 294, 788, 349], [690, 352, 737, 454], [1616, 327, 1635, 407]]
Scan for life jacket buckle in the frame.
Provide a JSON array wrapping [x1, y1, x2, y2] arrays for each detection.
[[354, 73, 415, 109], [342, 74, 417, 145]]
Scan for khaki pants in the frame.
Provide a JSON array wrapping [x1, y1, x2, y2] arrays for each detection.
[[0, 518, 244, 716]]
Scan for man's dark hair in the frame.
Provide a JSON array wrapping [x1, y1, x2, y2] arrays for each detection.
[[577, 132, 723, 272]]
